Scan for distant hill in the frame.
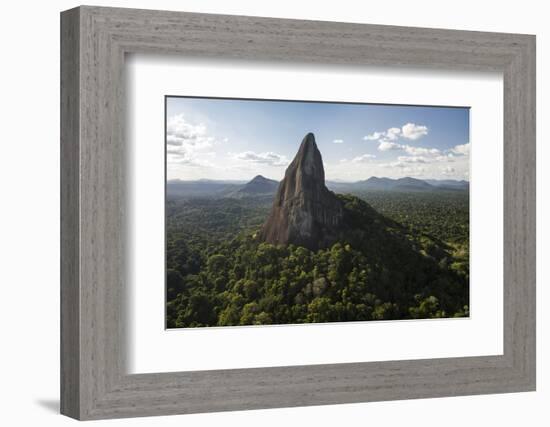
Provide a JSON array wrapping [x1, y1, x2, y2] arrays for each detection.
[[327, 177, 469, 193], [360, 176, 435, 191], [227, 175, 279, 198], [167, 176, 279, 199], [166, 179, 243, 198], [167, 176, 468, 199], [424, 179, 469, 190]]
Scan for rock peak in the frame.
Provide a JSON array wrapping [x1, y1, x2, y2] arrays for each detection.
[[290, 132, 325, 183], [259, 133, 344, 250], [301, 132, 316, 147]]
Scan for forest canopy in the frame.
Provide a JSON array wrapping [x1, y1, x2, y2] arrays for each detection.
[[166, 190, 469, 328]]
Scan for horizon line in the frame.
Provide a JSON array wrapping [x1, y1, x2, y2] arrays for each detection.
[[167, 176, 470, 184]]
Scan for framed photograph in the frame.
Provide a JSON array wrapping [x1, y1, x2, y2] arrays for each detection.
[[61, 6, 536, 420], [164, 97, 471, 330]]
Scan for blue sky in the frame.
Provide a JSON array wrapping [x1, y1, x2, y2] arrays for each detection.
[[166, 96, 470, 182]]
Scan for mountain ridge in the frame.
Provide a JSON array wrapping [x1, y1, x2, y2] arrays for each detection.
[[227, 175, 279, 198], [167, 175, 469, 200]]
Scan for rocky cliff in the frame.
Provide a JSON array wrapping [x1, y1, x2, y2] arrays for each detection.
[[259, 133, 344, 250]]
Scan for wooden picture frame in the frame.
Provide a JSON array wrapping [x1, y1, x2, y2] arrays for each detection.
[[60, 5, 536, 420]]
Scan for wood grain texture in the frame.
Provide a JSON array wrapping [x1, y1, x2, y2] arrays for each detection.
[[60, 5, 536, 420], [60, 7, 80, 419]]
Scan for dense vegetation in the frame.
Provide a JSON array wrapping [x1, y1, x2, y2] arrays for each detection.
[[166, 190, 469, 328]]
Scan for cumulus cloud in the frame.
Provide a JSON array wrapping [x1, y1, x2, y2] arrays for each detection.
[[173, 155, 214, 167], [333, 139, 344, 144], [385, 127, 402, 141], [397, 155, 427, 164], [363, 127, 401, 142], [380, 161, 426, 175], [360, 135, 469, 180], [401, 123, 428, 140], [234, 151, 289, 166], [166, 114, 222, 168], [363, 131, 384, 141], [403, 145, 441, 156], [166, 114, 214, 149], [451, 142, 470, 156], [166, 146, 215, 168], [435, 154, 455, 163], [378, 141, 402, 151], [364, 123, 427, 143], [377, 139, 442, 161], [352, 154, 376, 163], [386, 161, 407, 169]]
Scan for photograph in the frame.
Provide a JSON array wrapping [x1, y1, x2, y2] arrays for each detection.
[[165, 96, 471, 329]]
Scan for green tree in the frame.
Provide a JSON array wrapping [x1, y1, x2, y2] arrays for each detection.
[[307, 297, 333, 323]]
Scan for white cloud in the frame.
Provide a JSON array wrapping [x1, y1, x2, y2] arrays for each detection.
[[234, 151, 289, 166], [363, 131, 383, 141], [378, 141, 402, 151], [352, 154, 376, 163], [363, 127, 400, 142], [386, 161, 407, 169], [385, 127, 402, 141], [166, 148, 215, 168], [333, 139, 344, 144], [397, 155, 427, 164], [364, 123, 428, 144], [166, 114, 223, 168], [166, 114, 214, 149], [435, 154, 455, 163], [401, 123, 428, 140], [369, 136, 469, 180], [403, 145, 441, 156], [451, 142, 470, 156], [380, 161, 426, 175], [377, 140, 443, 162]]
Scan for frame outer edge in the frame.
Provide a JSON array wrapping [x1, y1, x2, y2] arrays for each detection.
[[528, 35, 536, 390], [60, 6, 537, 420], [520, 34, 536, 389], [60, 6, 81, 420], [502, 34, 536, 389]]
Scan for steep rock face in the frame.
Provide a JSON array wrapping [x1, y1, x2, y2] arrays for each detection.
[[260, 133, 344, 250]]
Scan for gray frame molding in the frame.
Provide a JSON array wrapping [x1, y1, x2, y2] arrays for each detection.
[[60, 5, 536, 420]]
